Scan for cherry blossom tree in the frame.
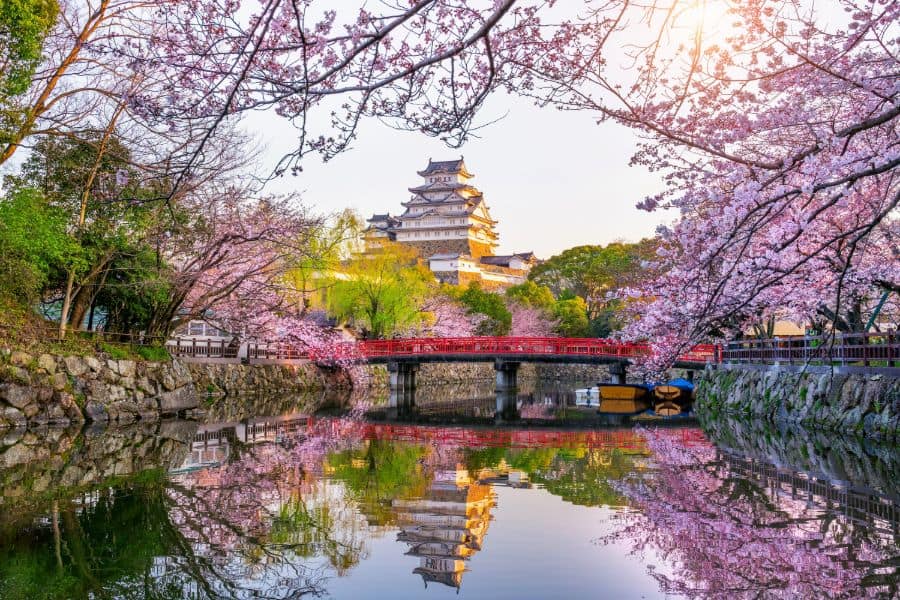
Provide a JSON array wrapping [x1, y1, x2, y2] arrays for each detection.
[[509, 302, 558, 337], [416, 294, 484, 338], [7, 0, 894, 355], [145, 189, 314, 336], [532, 1, 899, 352]]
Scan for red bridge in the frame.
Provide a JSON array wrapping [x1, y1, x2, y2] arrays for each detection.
[[174, 333, 898, 373], [309, 336, 718, 369]]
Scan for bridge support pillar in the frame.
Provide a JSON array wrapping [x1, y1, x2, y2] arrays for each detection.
[[494, 360, 520, 422], [495, 359, 520, 391], [685, 369, 695, 383], [388, 361, 418, 392], [387, 362, 418, 420], [610, 361, 627, 385]]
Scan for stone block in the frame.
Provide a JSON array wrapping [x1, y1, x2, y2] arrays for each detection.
[[5, 366, 31, 384], [136, 376, 154, 394], [37, 354, 57, 374], [9, 351, 32, 367], [117, 360, 136, 379], [1, 384, 34, 409], [50, 372, 69, 391], [2, 406, 26, 426], [84, 356, 102, 372], [64, 355, 90, 377], [160, 373, 176, 392]]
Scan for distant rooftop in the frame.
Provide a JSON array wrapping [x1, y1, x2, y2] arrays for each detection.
[[480, 252, 536, 267]]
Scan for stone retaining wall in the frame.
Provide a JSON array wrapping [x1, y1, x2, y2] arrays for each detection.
[[363, 362, 611, 386], [1, 346, 618, 428], [696, 365, 900, 441], [186, 362, 354, 396], [0, 349, 360, 428], [0, 350, 197, 428]]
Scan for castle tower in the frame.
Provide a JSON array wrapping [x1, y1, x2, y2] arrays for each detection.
[[392, 158, 499, 259]]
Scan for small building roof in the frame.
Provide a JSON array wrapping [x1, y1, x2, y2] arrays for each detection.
[[479, 252, 536, 267], [367, 213, 400, 225]]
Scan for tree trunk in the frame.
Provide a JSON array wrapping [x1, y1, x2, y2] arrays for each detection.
[[68, 284, 93, 331]]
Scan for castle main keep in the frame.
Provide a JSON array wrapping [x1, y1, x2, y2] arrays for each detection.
[[365, 158, 536, 289]]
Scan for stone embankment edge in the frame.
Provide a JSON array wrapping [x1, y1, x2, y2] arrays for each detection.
[[696, 364, 900, 441], [0, 349, 367, 427]]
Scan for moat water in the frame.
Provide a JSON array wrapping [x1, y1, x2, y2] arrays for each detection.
[[1, 382, 898, 599]]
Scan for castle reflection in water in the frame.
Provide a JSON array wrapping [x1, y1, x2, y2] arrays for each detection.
[[166, 412, 899, 594]]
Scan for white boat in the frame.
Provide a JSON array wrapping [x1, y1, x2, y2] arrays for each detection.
[[575, 387, 600, 407]]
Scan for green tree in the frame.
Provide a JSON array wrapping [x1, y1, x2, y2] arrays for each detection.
[[553, 296, 591, 337], [9, 134, 165, 331], [0, 0, 59, 147], [505, 280, 556, 310], [529, 240, 657, 335], [0, 187, 78, 303], [456, 282, 512, 336], [327, 242, 433, 338], [283, 209, 362, 316], [92, 246, 173, 334]]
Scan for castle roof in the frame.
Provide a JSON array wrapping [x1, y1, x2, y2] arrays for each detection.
[[408, 181, 479, 194], [402, 192, 472, 207], [417, 157, 473, 178]]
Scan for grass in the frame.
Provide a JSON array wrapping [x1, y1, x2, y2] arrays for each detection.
[[99, 343, 131, 360], [134, 345, 170, 362], [0, 298, 171, 364]]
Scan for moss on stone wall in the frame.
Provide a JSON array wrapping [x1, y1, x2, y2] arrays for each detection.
[[697, 367, 899, 441]]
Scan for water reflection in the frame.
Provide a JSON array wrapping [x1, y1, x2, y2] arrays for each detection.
[[0, 404, 897, 599], [603, 428, 899, 598], [370, 379, 628, 425]]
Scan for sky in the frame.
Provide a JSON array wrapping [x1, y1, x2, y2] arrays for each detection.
[[246, 91, 674, 259]]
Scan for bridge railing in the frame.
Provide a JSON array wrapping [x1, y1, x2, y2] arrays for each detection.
[[352, 336, 652, 358], [167, 337, 238, 359], [320, 336, 717, 364], [246, 342, 309, 362], [720, 332, 898, 367]]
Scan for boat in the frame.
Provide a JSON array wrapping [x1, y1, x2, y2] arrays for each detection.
[[574, 387, 600, 408], [651, 378, 694, 416], [597, 384, 652, 414]]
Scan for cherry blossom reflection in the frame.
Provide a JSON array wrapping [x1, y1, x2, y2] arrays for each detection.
[[601, 428, 899, 599]]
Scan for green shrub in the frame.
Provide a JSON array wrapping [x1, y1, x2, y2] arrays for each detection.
[[134, 345, 170, 362], [99, 343, 130, 360]]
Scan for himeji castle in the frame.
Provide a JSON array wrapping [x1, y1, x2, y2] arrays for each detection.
[[365, 158, 536, 289]]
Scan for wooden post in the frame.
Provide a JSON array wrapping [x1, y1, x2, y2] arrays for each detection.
[[889, 333, 896, 368], [862, 333, 869, 368]]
